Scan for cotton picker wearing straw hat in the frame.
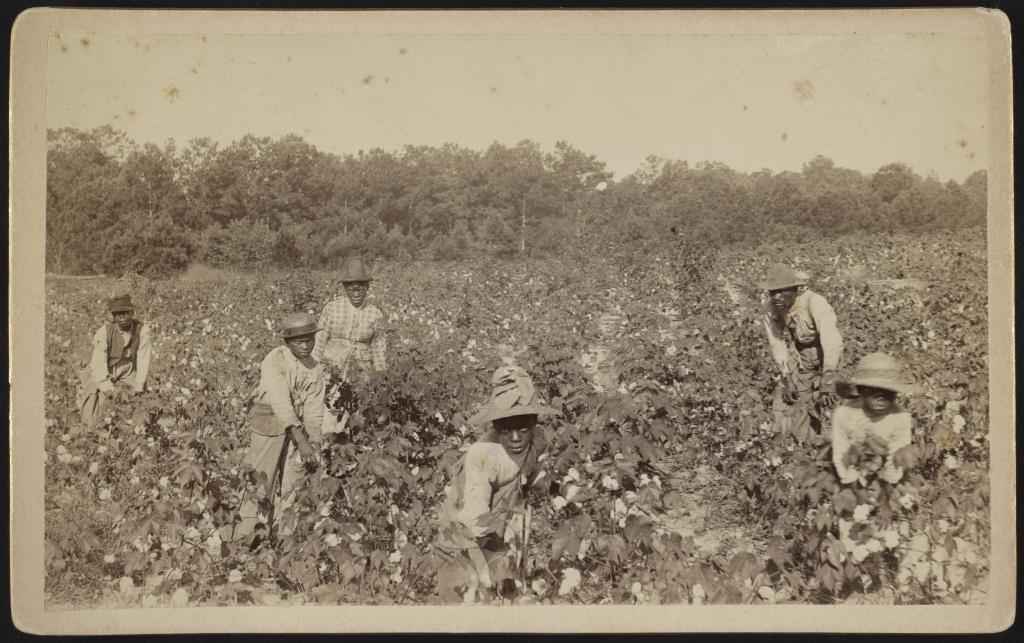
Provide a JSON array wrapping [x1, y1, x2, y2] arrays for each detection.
[[312, 257, 387, 381], [831, 352, 921, 486], [760, 263, 845, 443], [231, 312, 326, 544], [433, 364, 557, 603]]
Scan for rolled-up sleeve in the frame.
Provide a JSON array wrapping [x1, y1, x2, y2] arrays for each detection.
[[132, 324, 152, 392], [880, 414, 913, 484], [458, 449, 498, 537], [831, 409, 859, 484], [312, 304, 331, 363], [810, 295, 843, 372], [763, 314, 792, 375], [371, 312, 387, 372], [261, 354, 301, 427], [90, 327, 114, 393], [301, 371, 326, 442]]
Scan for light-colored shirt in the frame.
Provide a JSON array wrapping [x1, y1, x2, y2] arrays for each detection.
[[763, 289, 843, 375], [251, 345, 325, 441], [450, 441, 524, 538], [90, 322, 152, 393], [831, 398, 912, 485], [312, 296, 387, 374]]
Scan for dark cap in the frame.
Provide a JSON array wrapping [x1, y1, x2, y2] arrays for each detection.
[[108, 294, 134, 313]]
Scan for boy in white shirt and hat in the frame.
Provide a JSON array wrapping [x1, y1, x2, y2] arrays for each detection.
[[434, 364, 557, 602], [832, 352, 921, 486]]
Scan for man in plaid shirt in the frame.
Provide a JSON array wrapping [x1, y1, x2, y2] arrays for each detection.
[[312, 257, 387, 380]]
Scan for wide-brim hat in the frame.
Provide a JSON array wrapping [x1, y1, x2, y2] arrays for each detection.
[[837, 352, 922, 397], [280, 312, 321, 339], [108, 294, 134, 313], [468, 365, 558, 426], [340, 257, 374, 283], [759, 263, 809, 292]]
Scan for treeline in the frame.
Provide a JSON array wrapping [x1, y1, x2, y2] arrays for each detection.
[[45, 126, 987, 276]]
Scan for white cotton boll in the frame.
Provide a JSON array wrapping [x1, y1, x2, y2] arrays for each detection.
[[98, 488, 112, 501], [389, 550, 402, 564], [952, 415, 966, 433], [866, 538, 883, 553], [88, 462, 99, 475], [205, 532, 222, 557], [551, 496, 568, 511], [943, 455, 959, 470], [323, 534, 340, 547], [691, 583, 706, 605], [883, 530, 900, 549], [601, 475, 620, 491], [228, 569, 243, 584], [558, 568, 581, 596], [851, 540, 868, 561], [853, 504, 872, 522]]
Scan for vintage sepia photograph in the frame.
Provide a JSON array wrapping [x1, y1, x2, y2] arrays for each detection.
[[9, 7, 1014, 635]]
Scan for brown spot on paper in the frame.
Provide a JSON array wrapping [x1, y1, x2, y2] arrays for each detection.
[[164, 86, 182, 102], [489, 86, 497, 94], [793, 78, 814, 102], [957, 138, 968, 148], [399, 47, 407, 55], [781, 132, 788, 142], [80, 37, 90, 49], [362, 75, 375, 85]]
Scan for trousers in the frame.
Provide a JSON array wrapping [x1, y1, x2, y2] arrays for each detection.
[[231, 431, 305, 540]]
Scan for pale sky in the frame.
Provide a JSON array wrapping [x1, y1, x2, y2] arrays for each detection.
[[46, 30, 989, 181]]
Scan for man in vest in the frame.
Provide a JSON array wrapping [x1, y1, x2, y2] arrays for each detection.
[[760, 264, 843, 443], [77, 294, 152, 428]]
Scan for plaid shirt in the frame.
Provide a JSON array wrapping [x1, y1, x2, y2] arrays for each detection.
[[312, 296, 387, 373]]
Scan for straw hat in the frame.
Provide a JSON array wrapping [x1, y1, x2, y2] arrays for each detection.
[[340, 257, 374, 283], [280, 312, 320, 339], [759, 264, 809, 291], [108, 294, 135, 313], [837, 352, 922, 397], [468, 365, 558, 426]]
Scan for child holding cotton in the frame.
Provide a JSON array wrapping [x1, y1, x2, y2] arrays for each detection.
[[831, 353, 921, 486]]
